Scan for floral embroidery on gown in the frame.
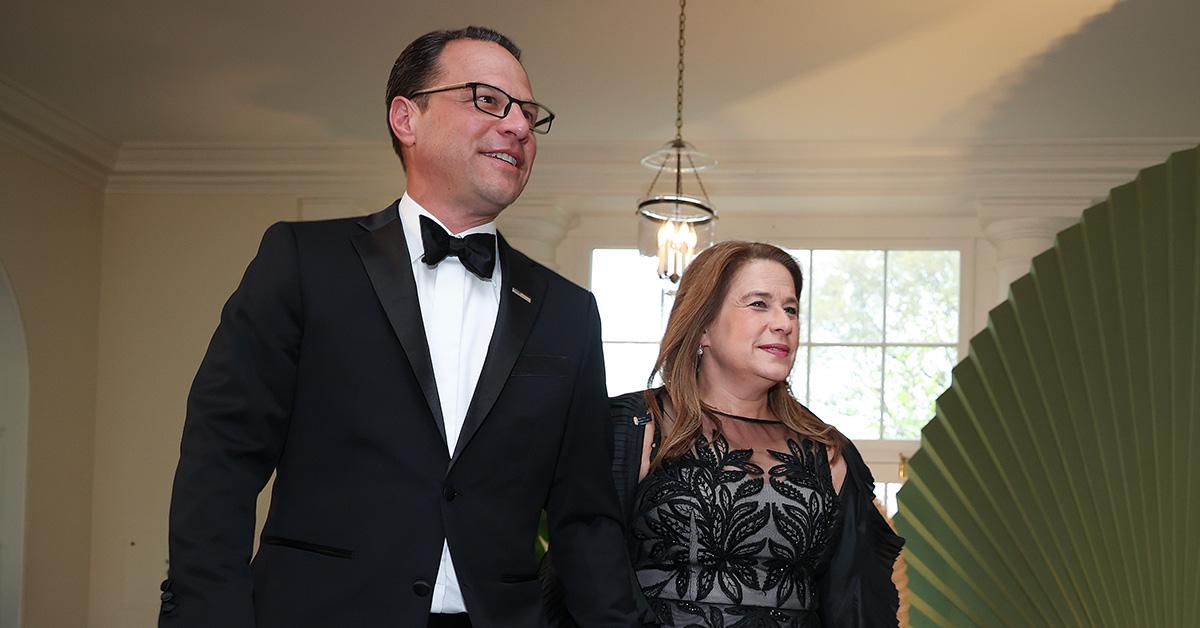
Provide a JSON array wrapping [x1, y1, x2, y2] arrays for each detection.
[[629, 414, 838, 628]]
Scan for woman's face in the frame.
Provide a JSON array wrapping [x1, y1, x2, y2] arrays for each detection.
[[699, 259, 800, 391]]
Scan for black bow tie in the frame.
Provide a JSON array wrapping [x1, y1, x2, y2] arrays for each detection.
[[419, 215, 497, 279]]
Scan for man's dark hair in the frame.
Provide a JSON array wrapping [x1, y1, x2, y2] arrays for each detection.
[[385, 26, 523, 168]]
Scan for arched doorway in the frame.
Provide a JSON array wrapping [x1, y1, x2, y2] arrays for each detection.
[[0, 262, 29, 628]]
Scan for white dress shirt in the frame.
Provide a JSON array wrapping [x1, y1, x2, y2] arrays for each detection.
[[397, 193, 501, 614]]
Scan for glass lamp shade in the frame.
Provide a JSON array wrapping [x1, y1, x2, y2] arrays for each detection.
[[636, 195, 716, 282], [640, 139, 717, 173]]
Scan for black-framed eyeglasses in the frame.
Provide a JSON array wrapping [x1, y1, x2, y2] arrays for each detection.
[[409, 81, 555, 135]]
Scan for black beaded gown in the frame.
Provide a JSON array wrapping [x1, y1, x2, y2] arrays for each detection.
[[629, 411, 839, 628]]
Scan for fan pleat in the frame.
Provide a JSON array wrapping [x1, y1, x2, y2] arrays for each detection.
[[1046, 228, 1135, 624], [962, 350, 1069, 624], [912, 421, 1033, 624], [1083, 199, 1159, 625], [1141, 165, 1176, 627], [1106, 182, 1158, 625], [895, 145, 1200, 626], [1169, 149, 1200, 622], [925, 393, 1048, 624], [1022, 252, 1122, 623], [1073, 222, 1139, 624]]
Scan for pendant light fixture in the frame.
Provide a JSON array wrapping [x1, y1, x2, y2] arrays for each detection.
[[636, 0, 716, 283]]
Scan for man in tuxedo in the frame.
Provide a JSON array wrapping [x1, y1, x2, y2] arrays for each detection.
[[161, 26, 638, 628]]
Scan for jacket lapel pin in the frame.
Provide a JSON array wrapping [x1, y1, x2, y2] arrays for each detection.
[[511, 287, 532, 303]]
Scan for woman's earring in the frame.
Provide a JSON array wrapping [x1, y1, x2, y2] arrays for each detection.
[[697, 346, 704, 357]]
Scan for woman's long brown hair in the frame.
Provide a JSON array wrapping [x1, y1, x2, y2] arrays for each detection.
[[646, 241, 844, 467]]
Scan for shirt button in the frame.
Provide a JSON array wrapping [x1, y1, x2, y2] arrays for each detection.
[[412, 579, 433, 597]]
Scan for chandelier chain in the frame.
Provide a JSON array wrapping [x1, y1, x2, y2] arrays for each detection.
[[676, 0, 686, 141], [637, 0, 713, 285]]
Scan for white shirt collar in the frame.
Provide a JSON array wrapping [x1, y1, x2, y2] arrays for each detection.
[[397, 193, 501, 279]]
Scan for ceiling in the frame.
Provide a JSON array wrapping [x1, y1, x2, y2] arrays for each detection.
[[2, 0, 1198, 218], [3, 0, 1198, 147]]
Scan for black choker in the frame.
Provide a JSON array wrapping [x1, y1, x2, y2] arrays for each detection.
[[704, 406, 782, 425]]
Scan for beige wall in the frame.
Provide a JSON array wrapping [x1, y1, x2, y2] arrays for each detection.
[[87, 194, 301, 627], [0, 143, 103, 628], [85, 187, 422, 627], [82, 190, 399, 626]]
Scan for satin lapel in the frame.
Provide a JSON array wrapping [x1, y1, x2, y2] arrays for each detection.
[[352, 204, 446, 445], [449, 235, 547, 471]]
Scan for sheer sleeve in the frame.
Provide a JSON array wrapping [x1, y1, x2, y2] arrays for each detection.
[[816, 440, 905, 627]]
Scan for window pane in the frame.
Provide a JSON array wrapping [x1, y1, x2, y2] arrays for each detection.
[[591, 250, 672, 342], [603, 342, 661, 396], [886, 251, 960, 343], [885, 482, 901, 518], [873, 482, 888, 505], [872, 482, 902, 518], [808, 346, 882, 439], [789, 344, 809, 405], [811, 250, 885, 343], [785, 250, 812, 343], [883, 345, 956, 439]]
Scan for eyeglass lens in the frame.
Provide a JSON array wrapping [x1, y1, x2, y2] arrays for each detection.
[[472, 84, 551, 132]]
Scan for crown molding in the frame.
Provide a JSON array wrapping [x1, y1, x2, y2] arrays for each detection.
[[982, 216, 1080, 242], [103, 138, 1200, 204], [105, 142, 402, 195], [0, 75, 117, 186], [1, 88, 1193, 216], [974, 195, 1102, 221]]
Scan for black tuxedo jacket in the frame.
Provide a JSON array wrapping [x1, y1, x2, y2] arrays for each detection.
[[162, 202, 638, 628]]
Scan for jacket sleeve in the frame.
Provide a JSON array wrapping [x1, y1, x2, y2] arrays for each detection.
[[608, 390, 658, 625], [817, 441, 905, 628], [161, 222, 303, 627], [544, 294, 640, 627]]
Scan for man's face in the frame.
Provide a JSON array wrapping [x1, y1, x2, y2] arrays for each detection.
[[403, 40, 537, 220]]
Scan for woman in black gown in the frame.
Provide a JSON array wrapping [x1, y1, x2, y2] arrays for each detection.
[[610, 241, 904, 627]]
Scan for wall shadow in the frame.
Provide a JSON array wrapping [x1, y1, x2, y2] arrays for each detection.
[[935, 0, 1200, 140]]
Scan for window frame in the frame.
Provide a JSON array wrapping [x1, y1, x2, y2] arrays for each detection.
[[582, 235, 978, 485]]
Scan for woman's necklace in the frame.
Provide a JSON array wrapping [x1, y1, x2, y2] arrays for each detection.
[[703, 405, 783, 425]]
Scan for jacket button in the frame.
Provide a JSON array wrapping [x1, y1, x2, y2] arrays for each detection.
[[160, 591, 174, 602], [443, 486, 458, 501], [412, 579, 433, 597], [160, 578, 172, 592], [161, 602, 177, 614]]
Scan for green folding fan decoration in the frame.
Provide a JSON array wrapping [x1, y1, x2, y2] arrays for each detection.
[[894, 145, 1200, 627]]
